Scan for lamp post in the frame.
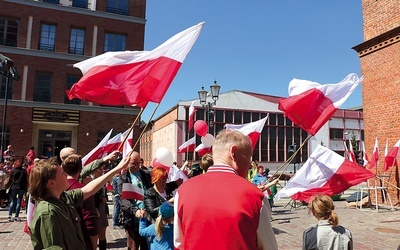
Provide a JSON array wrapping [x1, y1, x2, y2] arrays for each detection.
[[198, 80, 221, 133], [0, 54, 20, 163]]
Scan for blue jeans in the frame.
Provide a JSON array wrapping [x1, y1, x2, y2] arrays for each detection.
[[8, 189, 26, 217], [113, 195, 121, 226]]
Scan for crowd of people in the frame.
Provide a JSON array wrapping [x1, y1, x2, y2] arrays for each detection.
[[2, 132, 354, 250]]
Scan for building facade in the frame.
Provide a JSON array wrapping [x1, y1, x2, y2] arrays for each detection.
[[140, 90, 364, 174], [0, 0, 146, 159], [353, 0, 400, 205]]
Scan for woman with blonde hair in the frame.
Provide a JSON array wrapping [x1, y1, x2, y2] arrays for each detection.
[[303, 194, 353, 250], [139, 201, 174, 250]]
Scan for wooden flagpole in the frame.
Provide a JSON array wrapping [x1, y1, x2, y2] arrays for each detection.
[[117, 108, 144, 152], [131, 103, 160, 151], [269, 134, 313, 181]]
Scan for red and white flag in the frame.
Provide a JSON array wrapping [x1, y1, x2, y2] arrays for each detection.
[[348, 141, 357, 163], [121, 129, 134, 157], [67, 22, 204, 108], [369, 137, 379, 169], [121, 183, 144, 200], [224, 115, 268, 150], [188, 101, 196, 131], [177, 137, 196, 153], [195, 143, 212, 157], [362, 141, 369, 167], [104, 128, 133, 154], [274, 145, 375, 202], [104, 132, 122, 153], [384, 140, 400, 172], [278, 73, 361, 135], [82, 129, 113, 165]]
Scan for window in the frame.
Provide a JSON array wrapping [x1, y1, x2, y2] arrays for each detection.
[[39, 24, 56, 52], [72, 0, 88, 8], [65, 75, 81, 105], [0, 75, 13, 100], [69, 28, 85, 55], [104, 33, 126, 52], [0, 17, 18, 47], [234, 111, 242, 123], [330, 128, 344, 140], [43, 0, 60, 3], [106, 0, 129, 15], [34, 73, 52, 102]]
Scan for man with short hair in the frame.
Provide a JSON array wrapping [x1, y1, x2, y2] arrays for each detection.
[[174, 130, 278, 250], [118, 151, 152, 250]]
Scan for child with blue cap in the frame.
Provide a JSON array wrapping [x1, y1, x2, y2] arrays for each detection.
[[139, 202, 174, 250]]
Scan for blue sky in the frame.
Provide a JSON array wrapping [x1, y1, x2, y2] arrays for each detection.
[[142, 1, 364, 121]]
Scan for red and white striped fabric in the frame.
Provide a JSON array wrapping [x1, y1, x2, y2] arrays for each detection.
[[188, 101, 196, 131], [81, 129, 113, 165], [67, 22, 204, 108], [275, 145, 375, 202], [178, 136, 196, 153], [384, 139, 400, 172], [121, 183, 144, 200], [348, 141, 357, 163], [278, 73, 361, 135], [369, 137, 379, 169], [195, 143, 212, 157], [362, 141, 369, 167], [224, 115, 268, 150]]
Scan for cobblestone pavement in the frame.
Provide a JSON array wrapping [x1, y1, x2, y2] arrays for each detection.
[[1, 190, 400, 250]]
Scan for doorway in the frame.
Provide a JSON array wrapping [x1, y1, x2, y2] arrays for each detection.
[[38, 130, 71, 161]]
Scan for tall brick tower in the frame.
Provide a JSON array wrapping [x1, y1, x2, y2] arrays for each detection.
[[353, 0, 400, 206]]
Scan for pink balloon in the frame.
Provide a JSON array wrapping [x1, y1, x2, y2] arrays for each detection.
[[152, 158, 169, 172], [152, 158, 163, 168], [194, 120, 208, 136]]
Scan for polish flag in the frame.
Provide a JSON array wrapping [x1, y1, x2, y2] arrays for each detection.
[[121, 183, 144, 200], [274, 145, 375, 202], [120, 129, 134, 156], [167, 164, 189, 183], [67, 22, 204, 108], [369, 138, 379, 169], [178, 137, 196, 153], [278, 73, 361, 135], [188, 101, 196, 131], [104, 128, 133, 153], [362, 141, 369, 167], [348, 141, 357, 163], [82, 129, 113, 165], [224, 115, 269, 150], [195, 143, 212, 157], [122, 136, 133, 158], [384, 140, 400, 172], [104, 132, 122, 153], [343, 141, 351, 161]]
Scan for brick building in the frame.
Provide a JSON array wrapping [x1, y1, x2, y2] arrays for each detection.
[[0, 0, 145, 159], [353, 0, 400, 205]]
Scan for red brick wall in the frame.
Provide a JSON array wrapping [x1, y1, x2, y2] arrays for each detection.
[[361, 0, 400, 40], [361, 0, 400, 205]]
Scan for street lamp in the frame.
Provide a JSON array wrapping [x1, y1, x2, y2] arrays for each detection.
[[198, 80, 220, 131], [0, 54, 20, 163]]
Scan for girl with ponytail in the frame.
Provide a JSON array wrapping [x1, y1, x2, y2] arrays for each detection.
[[139, 202, 174, 250], [303, 194, 353, 250]]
